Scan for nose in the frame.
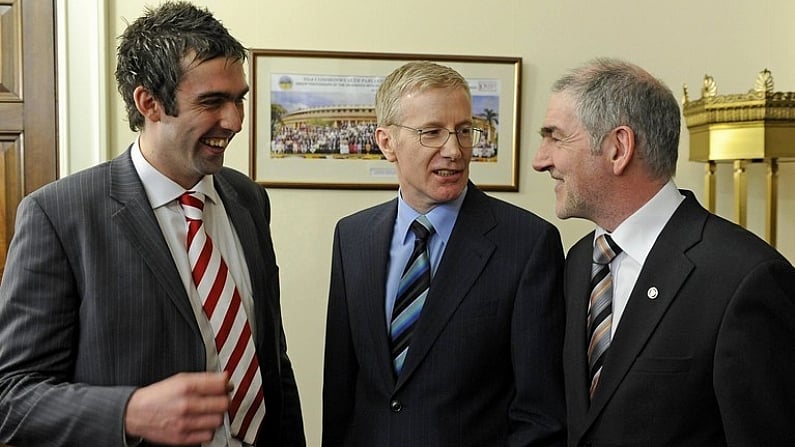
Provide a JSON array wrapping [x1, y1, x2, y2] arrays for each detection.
[[532, 142, 552, 172], [220, 101, 244, 133], [439, 132, 463, 160]]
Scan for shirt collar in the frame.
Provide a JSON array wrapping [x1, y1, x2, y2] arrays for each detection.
[[396, 186, 467, 245], [595, 180, 684, 265], [130, 138, 218, 209]]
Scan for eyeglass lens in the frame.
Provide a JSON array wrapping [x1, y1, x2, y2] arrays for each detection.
[[420, 128, 481, 148]]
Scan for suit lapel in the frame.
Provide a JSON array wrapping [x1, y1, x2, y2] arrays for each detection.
[[583, 193, 706, 430], [213, 174, 276, 352], [563, 235, 596, 428], [356, 202, 399, 389], [109, 149, 199, 334], [395, 187, 496, 388]]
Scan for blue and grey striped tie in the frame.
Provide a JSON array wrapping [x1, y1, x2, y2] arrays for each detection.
[[390, 215, 434, 375]]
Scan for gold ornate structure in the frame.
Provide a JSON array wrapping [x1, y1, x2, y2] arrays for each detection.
[[682, 70, 795, 247]]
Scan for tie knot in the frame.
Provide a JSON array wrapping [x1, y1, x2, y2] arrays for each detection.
[[178, 191, 205, 221], [593, 234, 622, 265], [410, 215, 434, 242]]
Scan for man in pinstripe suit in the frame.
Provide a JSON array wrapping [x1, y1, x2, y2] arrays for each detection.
[[322, 61, 567, 446], [0, 2, 304, 446]]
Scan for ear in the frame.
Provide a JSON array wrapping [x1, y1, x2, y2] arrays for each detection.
[[607, 125, 635, 175], [375, 127, 397, 162], [133, 86, 162, 123]]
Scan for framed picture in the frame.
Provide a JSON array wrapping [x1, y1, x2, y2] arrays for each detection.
[[249, 49, 522, 191]]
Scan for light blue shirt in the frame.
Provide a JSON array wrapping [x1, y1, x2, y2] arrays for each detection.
[[384, 187, 467, 327]]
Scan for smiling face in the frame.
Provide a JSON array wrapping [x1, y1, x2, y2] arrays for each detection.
[[137, 55, 249, 189], [533, 92, 610, 222], [376, 86, 473, 214]]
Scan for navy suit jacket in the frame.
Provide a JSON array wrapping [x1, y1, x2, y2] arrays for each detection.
[[322, 184, 567, 447], [0, 149, 305, 446], [563, 191, 795, 446]]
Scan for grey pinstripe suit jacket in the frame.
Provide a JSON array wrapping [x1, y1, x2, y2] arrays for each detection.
[[0, 148, 305, 446]]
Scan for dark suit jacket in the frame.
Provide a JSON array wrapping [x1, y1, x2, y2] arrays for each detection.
[[564, 190, 795, 447], [322, 184, 567, 447], [0, 149, 305, 446]]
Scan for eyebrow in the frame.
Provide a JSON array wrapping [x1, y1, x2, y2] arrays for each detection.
[[197, 86, 250, 102], [538, 126, 558, 137], [415, 119, 473, 129]]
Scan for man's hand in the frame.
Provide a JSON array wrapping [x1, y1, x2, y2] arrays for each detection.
[[124, 372, 232, 445]]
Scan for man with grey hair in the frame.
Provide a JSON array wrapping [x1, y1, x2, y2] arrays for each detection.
[[534, 57, 795, 446], [322, 60, 566, 446]]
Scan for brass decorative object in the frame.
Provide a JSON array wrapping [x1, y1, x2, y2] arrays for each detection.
[[682, 70, 795, 247]]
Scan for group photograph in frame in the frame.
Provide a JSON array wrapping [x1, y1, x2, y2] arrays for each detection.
[[249, 49, 522, 191]]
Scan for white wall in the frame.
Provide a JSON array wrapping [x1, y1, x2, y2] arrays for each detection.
[[60, 1, 795, 445], [56, 0, 109, 173]]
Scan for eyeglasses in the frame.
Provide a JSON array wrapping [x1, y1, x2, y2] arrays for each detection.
[[393, 124, 483, 149]]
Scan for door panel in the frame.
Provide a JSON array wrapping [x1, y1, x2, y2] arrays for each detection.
[[0, 0, 57, 279]]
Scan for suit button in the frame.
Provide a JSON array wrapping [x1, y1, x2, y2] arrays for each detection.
[[390, 399, 402, 413]]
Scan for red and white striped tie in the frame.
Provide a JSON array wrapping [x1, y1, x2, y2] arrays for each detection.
[[179, 191, 265, 444]]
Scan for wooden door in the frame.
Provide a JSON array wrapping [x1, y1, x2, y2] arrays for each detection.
[[0, 0, 57, 280]]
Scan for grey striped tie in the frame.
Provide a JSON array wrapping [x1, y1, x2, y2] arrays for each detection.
[[588, 234, 622, 399]]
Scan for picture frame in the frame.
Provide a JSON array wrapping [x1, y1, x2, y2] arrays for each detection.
[[249, 49, 522, 191]]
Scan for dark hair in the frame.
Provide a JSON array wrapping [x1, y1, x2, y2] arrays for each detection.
[[114, 1, 247, 131], [552, 58, 681, 179]]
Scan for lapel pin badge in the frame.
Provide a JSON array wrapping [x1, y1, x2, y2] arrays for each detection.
[[647, 287, 659, 300]]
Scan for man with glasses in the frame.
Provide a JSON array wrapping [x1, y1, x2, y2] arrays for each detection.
[[322, 61, 566, 446]]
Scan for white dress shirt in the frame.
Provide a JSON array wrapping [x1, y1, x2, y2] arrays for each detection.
[[594, 181, 685, 337], [131, 141, 256, 447]]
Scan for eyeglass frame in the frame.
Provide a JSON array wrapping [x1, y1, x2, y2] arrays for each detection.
[[390, 124, 484, 149]]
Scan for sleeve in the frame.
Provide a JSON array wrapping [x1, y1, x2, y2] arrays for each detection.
[[508, 223, 568, 447], [0, 194, 136, 446], [714, 258, 795, 445]]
